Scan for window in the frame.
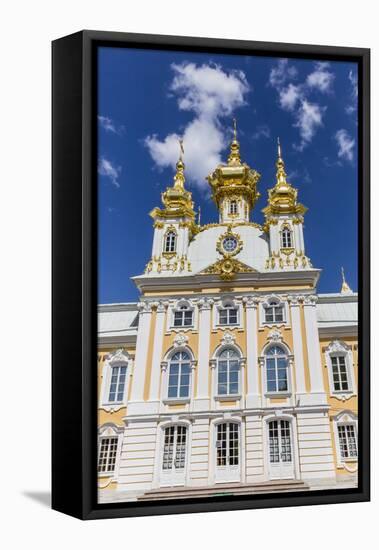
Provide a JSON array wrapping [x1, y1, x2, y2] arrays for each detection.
[[281, 227, 292, 248], [216, 422, 239, 466], [338, 424, 357, 459], [108, 365, 127, 403], [217, 348, 240, 396], [265, 300, 284, 324], [219, 304, 238, 325], [168, 351, 191, 399], [331, 355, 349, 391], [173, 305, 193, 327], [162, 425, 187, 471], [98, 436, 118, 474], [265, 345, 288, 393], [229, 200, 238, 215], [164, 230, 176, 253]]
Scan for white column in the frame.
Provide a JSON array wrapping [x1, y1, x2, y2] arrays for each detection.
[[194, 298, 212, 410], [244, 296, 261, 408], [128, 301, 153, 415], [303, 296, 326, 403], [149, 301, 168, 411], [152, 226, 163, 258], [298, 223, 305, 253], [288, 296, 306, 395]]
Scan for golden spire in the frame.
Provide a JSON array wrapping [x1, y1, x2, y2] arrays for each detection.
[[227, 117, 241, 166], [173, 139, 185, 190], [262, 138, 307, 218], [341, 267, 353, 294], [276, 137, 288, 186]]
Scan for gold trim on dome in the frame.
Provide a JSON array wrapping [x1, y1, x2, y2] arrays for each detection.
[[216, 226, 243, 258]]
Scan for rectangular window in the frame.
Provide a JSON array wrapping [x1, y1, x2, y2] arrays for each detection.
[[98, 437, 118, 473], [338, 424, 357, 459], [108, 365, 127, 402], [219, 308, 238, 325], [265, 304, 284, 323], [331, 356, 349, 391], [173, 309, 193, 327]]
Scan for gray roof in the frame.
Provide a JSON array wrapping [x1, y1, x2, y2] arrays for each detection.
[[316, 293, 357, 334], [98, 303, 139, 344]]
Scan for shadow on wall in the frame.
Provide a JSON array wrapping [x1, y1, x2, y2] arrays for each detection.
[[22, 491, 51, 508]]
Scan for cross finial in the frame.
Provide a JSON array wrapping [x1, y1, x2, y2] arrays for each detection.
[[277, 136, 282, 159], [233, 118, 237, 141], [340, 266, 353, 294], [179, 138, 184, 159]]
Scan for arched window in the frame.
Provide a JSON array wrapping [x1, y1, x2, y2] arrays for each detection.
[[167, 351, 191, 399], [264, 299, 284, 324], [173, 304, 193, 327], [281, 227, 292, 248], [101, 349, 131, 407], [219, 302, 238, 326], [265, 345, 288, 393], [229, 200, 238, 215], [164, 230, 177, 253], [217, 348, 240, 396], [325, 340, 355, 398]]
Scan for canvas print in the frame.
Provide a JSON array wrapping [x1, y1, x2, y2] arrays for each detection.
[[97, 47, 358, 504]]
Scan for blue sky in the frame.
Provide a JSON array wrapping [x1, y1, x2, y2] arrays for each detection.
[[98, 47, 358, 304]]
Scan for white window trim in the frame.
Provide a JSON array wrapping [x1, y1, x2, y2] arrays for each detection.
[[280, 225, 293, 249], [325, 340, 356, 400], [99, 349, 132, 411], [163, 228, 177, 254], [259, 342, 294, 398], [211, 343, 245, 400], [213, 297, 244, 330], [168, 299, 197, 332], [208, 416, 246, 485], [97, 423, 124, 479], [332, 411, 358, 469], [152, 419, 193, 489], [260, 295, 289, 328], [161, 346, 196, 405], [262, 413, 301, 481]]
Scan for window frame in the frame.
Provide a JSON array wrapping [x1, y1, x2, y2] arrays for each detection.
[[169, 299, 196, 331], [214, 298, 243, 329], [263, 344, 291, 396], [215, 347, 242, 398], [280, 226, 293, 249], [325, 340, 356, 399], [97, 424, 124, 478], [99, 349, 132, 410], [332, 411, 358, 467], [163, 229, 177, 254], [260, 295, 288, 327], [166, 350, 192, 400], [229, 199, 238, 216]]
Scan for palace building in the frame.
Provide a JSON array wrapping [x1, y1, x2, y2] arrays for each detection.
[[97, 128, 358, 503]]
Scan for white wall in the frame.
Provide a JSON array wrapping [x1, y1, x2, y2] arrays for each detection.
[[1, 0, 377, 548]]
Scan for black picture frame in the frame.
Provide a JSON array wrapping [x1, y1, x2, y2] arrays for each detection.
[[52, 30, 370, 520]]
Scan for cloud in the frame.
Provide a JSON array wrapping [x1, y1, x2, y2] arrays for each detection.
[[335, 129, 355, 162], [279, 84, 302, 111], [345, 69, 358, 115], [98, 157, 121, 187], [252, 124, 271, 140], [269, 59, 298, 88], [98, 115, 125, 135], [269, 59, 334, 149], [145, 62, 249, 188], [306, 62, 334, 93], [295, 100, 326, 149]]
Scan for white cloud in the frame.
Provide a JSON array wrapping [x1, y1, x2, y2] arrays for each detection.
[[98, 157, 121, 187], [269, 59, 333, 149], [345, 70, 358, 115], [279, 84, 302, 111], [145, 62, 249, 188], [269, 59, 298, 89], [306, 62, 334, 93], [335, 129, 355, 162], [252, 124, 271, 140], [295, 100, 325, 148], [98, 115, 125, 135]]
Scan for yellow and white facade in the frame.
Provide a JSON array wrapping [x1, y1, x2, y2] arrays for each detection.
[[97, 131, 358, 502]]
